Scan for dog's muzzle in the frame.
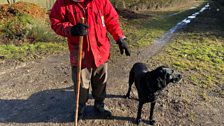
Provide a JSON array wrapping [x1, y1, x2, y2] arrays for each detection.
[[172, 74, 182, 83]]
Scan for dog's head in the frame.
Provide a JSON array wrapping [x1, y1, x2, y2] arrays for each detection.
[[153, 66, 182, 90]]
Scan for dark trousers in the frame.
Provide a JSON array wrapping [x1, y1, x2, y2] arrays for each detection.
[[72, 63, 108, 104]]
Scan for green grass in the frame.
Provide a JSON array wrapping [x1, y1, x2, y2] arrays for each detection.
[[149, 31, 224, 88], [0, 42, 67, 61], [121, 1, 206, 48], [146, 1, 224, 89]]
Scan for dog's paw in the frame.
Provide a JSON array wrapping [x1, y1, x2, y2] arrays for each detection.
[[148, 120, 156, 125], [135, 119, 141, 125]]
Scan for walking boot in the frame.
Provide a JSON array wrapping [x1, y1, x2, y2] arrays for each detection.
[[94, 101, 112, 118]]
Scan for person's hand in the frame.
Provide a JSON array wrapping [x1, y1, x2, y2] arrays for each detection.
[[117, 38, 131, 56], [71, 23, 89, 36]]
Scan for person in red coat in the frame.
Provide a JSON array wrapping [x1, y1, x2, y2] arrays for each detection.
[[50, 0, 130, 119]]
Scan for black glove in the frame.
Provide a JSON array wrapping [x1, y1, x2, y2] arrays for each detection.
[[71, 23, 89, 36], [117, 38, 131, 56]]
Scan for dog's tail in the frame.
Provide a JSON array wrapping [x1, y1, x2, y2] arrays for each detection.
[[125, 66, 135, 98]]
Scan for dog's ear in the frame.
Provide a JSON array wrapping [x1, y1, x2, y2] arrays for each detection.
[[160, 67, 175, 82], [156, 77, 167, 90], [156, 67, 170, 90]]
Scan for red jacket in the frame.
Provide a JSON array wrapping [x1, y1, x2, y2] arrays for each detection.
[[49, 0, 125, 68]]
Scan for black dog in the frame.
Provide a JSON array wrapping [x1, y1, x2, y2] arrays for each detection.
[[125, 62, 182, 125]]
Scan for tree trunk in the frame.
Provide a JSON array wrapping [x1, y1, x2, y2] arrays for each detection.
[[122, 0, 126, 9], [7, 0, 10, 4]]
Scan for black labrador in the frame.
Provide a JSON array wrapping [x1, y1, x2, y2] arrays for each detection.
[[125, 62, 182, 125]]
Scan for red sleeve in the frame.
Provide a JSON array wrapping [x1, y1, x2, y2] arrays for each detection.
[[103, 0, 125, 41], [49, 0, 73, 37]]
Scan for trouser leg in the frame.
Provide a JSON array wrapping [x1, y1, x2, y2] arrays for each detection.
[[91, 63, 111, 117], [72, 66, 92, 104], [91, 63, 108, 103]]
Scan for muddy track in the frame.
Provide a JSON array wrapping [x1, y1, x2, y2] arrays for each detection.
[[0, 31, 180, 126]]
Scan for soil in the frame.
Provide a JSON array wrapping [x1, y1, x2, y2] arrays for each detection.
[[0, 2, 47, 20], [0, 2, 223, 126]]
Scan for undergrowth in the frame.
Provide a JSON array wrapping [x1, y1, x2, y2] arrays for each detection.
[[0, 14, 63, 45]]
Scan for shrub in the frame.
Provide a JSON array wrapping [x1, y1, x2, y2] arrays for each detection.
[[1, 14, 32, 44], [0, 14, 63, 45]]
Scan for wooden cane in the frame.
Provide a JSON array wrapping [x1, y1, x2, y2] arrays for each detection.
[[74, 17, 85, 126]]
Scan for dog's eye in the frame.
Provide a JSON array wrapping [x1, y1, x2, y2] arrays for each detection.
[[165, 74, 172, 80]]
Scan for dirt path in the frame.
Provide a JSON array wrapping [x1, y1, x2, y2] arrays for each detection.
[[0, 4, 223, 126], [0, 35, 181, 126]]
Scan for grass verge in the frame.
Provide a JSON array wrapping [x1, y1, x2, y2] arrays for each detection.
[[0, 42, 67, 62], [121, 1, 206, 48], [145, 4, 224, 123], [150, 32, 224, 88], [147, 2, 224, 92]]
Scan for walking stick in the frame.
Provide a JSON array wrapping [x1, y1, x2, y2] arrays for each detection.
[[74, 17, 85, 126]]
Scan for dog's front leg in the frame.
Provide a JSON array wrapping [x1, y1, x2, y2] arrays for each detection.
[[148, 101, 156, 125], [135, 102, 144, 125], [125, 86, 131, 98]]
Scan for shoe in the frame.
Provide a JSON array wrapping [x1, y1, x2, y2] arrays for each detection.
[[94, 101, 112, 118]]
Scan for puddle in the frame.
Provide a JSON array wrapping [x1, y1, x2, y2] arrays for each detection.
[[137, 3, 210, 61], [169, 3, 209, 33], [188, 15, 196, 19]]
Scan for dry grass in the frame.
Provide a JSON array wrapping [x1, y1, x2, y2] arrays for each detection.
[[111, 0, 201, 10]]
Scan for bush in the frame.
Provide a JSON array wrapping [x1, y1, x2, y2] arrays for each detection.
[[0, 14, 63, 45], [0, 2, 64, 45], [1, 14, 32, 44]]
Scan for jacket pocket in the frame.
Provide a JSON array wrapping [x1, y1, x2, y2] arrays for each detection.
[[93, 10, 107, 45]]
